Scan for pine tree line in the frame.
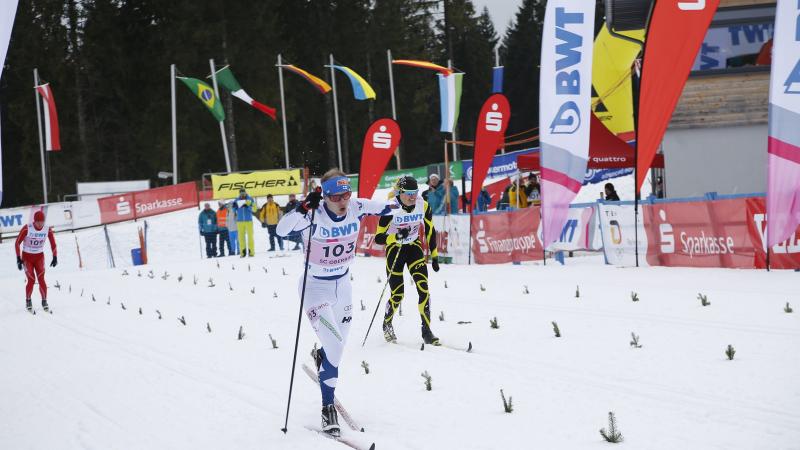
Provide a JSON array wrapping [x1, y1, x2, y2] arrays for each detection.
[[0, 0, 605, 207]]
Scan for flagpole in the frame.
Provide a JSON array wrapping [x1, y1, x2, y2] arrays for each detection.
[[387, 49, 401, 169], [209, 58, 232, 173], [170, 64, 178, 184], [329, 54, 344, 170], [448, 59, 459, 162], [277, 54, 291, 169], [33, 68, 47, 204]]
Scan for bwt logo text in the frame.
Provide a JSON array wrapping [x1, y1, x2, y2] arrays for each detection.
[[550, 7, 586, 135]]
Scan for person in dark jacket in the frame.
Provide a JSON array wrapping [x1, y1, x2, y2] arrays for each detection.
[[198, 203, 218, 258], [604, 182, 620, 201], [475, 188, 492, 212]]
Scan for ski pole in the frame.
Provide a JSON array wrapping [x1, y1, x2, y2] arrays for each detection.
[[281, 205, 317, 434], [362, 242, 403, 347]]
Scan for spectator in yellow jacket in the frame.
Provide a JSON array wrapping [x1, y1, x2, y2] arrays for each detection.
[[258, 194, 284, 251], [508, 181, 529, 209]]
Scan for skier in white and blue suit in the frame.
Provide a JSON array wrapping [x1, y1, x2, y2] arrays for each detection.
[[277, 168, 396, 436]]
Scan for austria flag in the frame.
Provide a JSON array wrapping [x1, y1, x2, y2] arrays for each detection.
[[35, 83, 61, 151]]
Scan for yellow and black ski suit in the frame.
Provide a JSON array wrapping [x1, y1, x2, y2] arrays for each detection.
[[375, 198, 438, 329]]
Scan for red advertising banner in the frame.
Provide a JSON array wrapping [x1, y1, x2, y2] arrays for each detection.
[[357, 216, 384, 257], [746, 198, 800, 269], [97, 182, 199, 224], [641, 198, 754, 268], [471, 207, 542, 264], [358, 118, 402, 200], [471, 94, 510, 208]]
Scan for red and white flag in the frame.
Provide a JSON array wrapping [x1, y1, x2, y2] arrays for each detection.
[[34, 83, 61, 151]]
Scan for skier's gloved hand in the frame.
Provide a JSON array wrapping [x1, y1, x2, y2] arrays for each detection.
[[16, 256, 23, 271], [50, 256, 57, 268], [431, 257, 439, 272], [396, 228, 410, 241], [298, 189, 323, 213]]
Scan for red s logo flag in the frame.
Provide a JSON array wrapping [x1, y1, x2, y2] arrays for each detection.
[[358, 118, 402, 200], [471, 94, 511, 209]]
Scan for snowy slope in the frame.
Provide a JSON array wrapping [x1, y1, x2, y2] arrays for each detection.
[[0, 210, 799, 450]]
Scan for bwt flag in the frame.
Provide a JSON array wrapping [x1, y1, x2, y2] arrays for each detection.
[[767, 0, 800, 248], [539, 1, 595, 249]]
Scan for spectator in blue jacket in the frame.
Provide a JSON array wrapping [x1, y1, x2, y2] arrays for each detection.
[[445, 179, 460, 214], [198, 203, 218, 258], [424, 174, 445, 215], [476, 188, 492, 213], [232, 188, 257, 257]]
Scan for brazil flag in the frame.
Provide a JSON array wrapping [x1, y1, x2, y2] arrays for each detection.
[[178, 77, 225, 122]]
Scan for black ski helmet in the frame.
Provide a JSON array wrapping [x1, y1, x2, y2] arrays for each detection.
[[397, 175, 418, 193]]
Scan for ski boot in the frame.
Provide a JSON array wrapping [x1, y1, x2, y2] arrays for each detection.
[[41, 299, 49, 313], [383, 321, 397, 343], [421, 323, 440, 346], [321, 404, 340, 437], [25, 298, 32, 312]]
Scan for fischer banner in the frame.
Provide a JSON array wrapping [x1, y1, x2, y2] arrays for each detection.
[[358, 118, 402, 200], [211, 169, 302, 199], [98, 182, 198, 224]]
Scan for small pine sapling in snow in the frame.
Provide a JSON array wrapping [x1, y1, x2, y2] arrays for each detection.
[[421, 371, 432, 391], [207, 322, 212, 333], [248, 264, 251, 272], [262, 266, 268, 274], [216, 260, 220, 269], [231, 264, 235, 271], [439, 311, 445, 321], [631, 292, 639, 302], [698, 293, 710, 306], [208, 278, 215, 288], [238, 326, 245, 340], [552, 321, 561, 338], [178, 316, 186, 326], [137, 271, 142, 278], [599, 412, 623, 443], [269, 334, 278, 349], [361, 361, 370, 374], [490, 317, 499, 329], [444, 280, 448, 289], [360, 300, 366, 311], [80, 289, 84, 297], [120, 302, 126, 310], [193, 275, 198, 285], [500, 389, 513, 413], [467, 342, 473, 353], [161, 271, 169, 280], [91, 294, 96, 302], [54, 281, 61, 290], [480, 284, 486, 292], [122, 270, 129, 276], [156, 310, 162, 320], [273, 291, 278, 299], [147, 270, 154, 279], [282, 268, 287, 276], [726, 344, 736, 360], [523, 285, 529, 294], [69, 285, 72, 294], [138, 307, 142, 315], [630, 332, 642, 348], [229, 282, 234, 291], [785, 302, 793, 313], [575, 285, 580, 298], [251, 287, 255, 294], [350, 273, 354, 281], [377, 276, 382, 283], [177, 274, 183, 282], [106, 297, 111, 305]]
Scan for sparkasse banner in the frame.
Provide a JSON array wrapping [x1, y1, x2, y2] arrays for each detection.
[[211, 169, 302, 199], [97, 182, 198, 224]]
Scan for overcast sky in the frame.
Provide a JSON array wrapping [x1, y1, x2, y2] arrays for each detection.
[[471, 0, 521, 39]]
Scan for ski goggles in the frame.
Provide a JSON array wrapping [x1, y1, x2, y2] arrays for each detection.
[[399, 189, 418, 197], [327, 191, 352, 202]]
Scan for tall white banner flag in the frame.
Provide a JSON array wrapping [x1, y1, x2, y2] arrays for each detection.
[[0, 0, 20, 206], [539, 0, 595, 249]]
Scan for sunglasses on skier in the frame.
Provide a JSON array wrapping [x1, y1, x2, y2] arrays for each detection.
[[400, 189, 418, 197], [326, 191, 352, 202]]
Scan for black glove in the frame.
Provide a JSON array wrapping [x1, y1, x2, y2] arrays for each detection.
[[396, 228, 410, 241], [431, 257, 439, 272], [261, 222, 267, 228], [50, 256, 58, 268], [16, 256, 23, 271], [298, 189, 323, 212]]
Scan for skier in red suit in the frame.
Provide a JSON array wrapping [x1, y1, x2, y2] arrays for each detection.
[[15, 210, 57, 312]]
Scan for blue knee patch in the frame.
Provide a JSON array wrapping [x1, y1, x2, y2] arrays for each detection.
[[318, 348, 339, 406]]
